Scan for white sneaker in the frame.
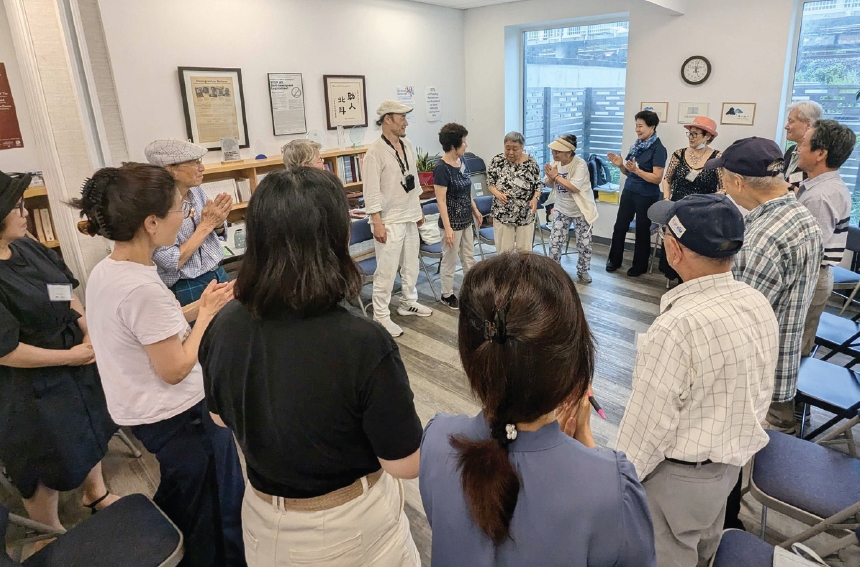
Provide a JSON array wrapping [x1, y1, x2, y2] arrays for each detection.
[[397, 301, 433, 317], [375, 317, 403, 337]]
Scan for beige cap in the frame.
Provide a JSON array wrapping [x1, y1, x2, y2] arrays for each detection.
[[547, 138, 577, 152], [376, 100, 413, 116], [145, 139, 208, 166]]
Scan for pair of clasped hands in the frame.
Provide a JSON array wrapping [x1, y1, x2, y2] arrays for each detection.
[[606, 153, 642, 175]]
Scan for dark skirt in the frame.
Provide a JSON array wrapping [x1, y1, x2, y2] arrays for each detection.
[[0, 363, 118, 499]]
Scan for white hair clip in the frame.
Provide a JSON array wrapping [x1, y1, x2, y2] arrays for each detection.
[[505, 423, 518, 441]]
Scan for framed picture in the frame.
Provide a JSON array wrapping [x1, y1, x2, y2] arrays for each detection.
[[678, 102, 710, 124], [640, 102, 669, 123], [323, 75, 368, 130], [178, 67, 249, 149], [268, 73, 307, 136], [721, 103, 756, 126]]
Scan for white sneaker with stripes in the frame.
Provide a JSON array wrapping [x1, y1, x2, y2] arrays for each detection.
[[396, 301, 433, 317]]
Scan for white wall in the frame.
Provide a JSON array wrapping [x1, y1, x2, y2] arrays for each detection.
[[97, 0, 467, 164], [0, 4, 39, 172], [465, 0, 797, 238]]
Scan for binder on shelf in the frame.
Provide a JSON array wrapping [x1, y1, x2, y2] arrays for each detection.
[[39, 209, 55, 242]]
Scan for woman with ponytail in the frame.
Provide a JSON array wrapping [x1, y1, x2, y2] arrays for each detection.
[[419, 252, 655, 566]]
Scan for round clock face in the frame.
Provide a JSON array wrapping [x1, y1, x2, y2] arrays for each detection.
[[682, 56, 711, 85]]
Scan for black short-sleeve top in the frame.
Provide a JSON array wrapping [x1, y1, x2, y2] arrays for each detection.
[[0, 237, 83, 358], [200, 301, 423, 498], [622, 138, 668, 197], [433, 160, 473, 231]]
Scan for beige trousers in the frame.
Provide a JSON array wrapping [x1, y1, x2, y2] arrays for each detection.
[[801, 266, 833, 356], [241, 472, 420, 567], [494, 221, 535, 253], [440, 226, 476, 297]]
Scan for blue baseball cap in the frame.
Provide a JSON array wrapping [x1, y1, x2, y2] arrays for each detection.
[[648, 194, 744, 258], [703, 137, 784, 177]]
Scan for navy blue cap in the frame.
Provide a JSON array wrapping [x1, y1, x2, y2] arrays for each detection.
[[648, 194, 744, 258], [703, 137, 784, 177]]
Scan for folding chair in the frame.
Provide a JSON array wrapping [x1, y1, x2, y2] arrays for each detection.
[[710, 529, 773, 567], [473, 196, 495, 260], [349, 219, 377, 316], [795, 357, 860, 451], [1, 494, 183, 566], [749, 428, 860, 560], [418, 202, 443, 302], [625, 219, 663, 273], [812, 311, 860, 368], [832, 226, 860, 316]]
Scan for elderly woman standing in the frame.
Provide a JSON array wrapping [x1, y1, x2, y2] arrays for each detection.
[[783, 100, 824, 189], [659, 116, 722, 282], [281, 139, 325, 169], [606, 110, 667, 277], [487, 132, 542, 253]]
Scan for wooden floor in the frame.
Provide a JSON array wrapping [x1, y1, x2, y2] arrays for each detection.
[[4, 242, 860, 565]]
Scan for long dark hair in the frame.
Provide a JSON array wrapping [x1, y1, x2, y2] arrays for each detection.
[[69, 163, 176, 241], [235, 167, 362, 318], [450, 252, 595, 545]]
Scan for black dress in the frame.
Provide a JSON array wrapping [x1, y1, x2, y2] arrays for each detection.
[[0, 238, 117, 498]]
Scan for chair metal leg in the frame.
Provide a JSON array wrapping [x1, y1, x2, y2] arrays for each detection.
[[839, 282, 860, 316], [475, 226, 485, 260], [419, 256, 440, 301], [116, 429, 142, 458], [760, 506, 768, 539]]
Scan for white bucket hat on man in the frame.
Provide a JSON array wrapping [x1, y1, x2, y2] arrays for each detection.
[[145, 139, 208, 167], [376, 100, 413, 116]]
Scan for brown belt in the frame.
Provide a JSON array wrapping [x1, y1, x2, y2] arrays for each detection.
[[252, 469, 384, 512]]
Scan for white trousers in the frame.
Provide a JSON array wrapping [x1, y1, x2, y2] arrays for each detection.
[[372, 221, 419, 320], [494, 221, 535, 253], [241, 472, 420, 567], [440, 227, 476, 297]]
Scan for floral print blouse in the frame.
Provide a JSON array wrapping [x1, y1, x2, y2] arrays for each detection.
[[487, 154, 542, 226]]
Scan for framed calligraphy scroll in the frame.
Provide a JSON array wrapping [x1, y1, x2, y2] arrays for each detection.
[[323, 75, 367, 130], [178, 67, 249, 149]]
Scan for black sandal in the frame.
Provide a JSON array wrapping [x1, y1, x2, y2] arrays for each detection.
[[83, 490, 111, 515]]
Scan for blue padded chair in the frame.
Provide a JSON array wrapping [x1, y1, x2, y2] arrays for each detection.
[[1, 494, 183, 566], [419, 202, 443, 301], [832, 226, 860, 315], [710, 529, 774, 567], [812, 311, 860, 368], [473, 195, 495, 260], [749, 429, 860, 556], [349, 219, 377, 317], [795, 357, 860, 450]]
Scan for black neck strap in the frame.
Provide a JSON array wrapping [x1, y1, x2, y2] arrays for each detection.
[[381, 135, 409, 174]]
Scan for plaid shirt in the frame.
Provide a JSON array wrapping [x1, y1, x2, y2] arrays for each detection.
[[152, 186, 225, 288], [732, 192, 822, 403]]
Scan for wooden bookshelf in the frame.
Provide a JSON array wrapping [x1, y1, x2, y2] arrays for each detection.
[[23, 185, 62, 254]]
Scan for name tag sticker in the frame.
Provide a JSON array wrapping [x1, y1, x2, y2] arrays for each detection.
[[668, 215, 686, 238], [685, 169, 700, 182], [789, 172, 804, 184], [512, 177, 527, 188], [47, 284, 74, 302]]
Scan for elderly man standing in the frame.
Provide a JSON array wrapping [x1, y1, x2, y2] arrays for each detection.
[[363, 101, 432, 337], [796, 119, 856, 356], [616, 194, 779, 567], [783, 101, 824, 190], [146, 139, 233, 305]]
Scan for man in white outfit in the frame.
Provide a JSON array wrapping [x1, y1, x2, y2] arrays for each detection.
[[363, 100, 433, 337]]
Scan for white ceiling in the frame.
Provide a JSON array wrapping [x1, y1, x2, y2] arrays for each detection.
[[402, 0, 524, 9]]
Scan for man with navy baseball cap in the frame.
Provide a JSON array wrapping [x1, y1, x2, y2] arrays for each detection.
[[616, 193, 779, 566]]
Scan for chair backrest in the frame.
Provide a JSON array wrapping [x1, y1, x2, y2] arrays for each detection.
[[349, 219, 373, 245], [847, 226, 860, 254], [422, 202, 440, 216], [474, 195, 492, 216]]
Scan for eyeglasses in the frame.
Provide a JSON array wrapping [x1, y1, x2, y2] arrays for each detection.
[[13, 199, 25, 215], [686, 131, 702, 138], [168, 200, 194, 219], [178, 159, 203, 168]]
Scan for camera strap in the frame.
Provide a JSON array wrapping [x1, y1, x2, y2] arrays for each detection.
[[381, 135, 409, 175]]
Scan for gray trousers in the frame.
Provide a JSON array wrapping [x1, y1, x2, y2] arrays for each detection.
[[642, 460, 740, 567]]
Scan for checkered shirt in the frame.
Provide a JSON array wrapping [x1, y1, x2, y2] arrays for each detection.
[[615, 272, 779, 480], [732, 192, 823, 403], [152, 186, 225, 287]]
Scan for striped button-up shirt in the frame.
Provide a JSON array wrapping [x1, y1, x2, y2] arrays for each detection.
[[616, 272, 779, 480], [152, 186, 225, 288], [733, 192, 822, 403], [796, 170, 851, 268]]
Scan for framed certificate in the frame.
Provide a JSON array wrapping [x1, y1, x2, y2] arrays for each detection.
[[268, 73, 307, 136], [178, 67, 249, 149], [323, 75, 368, 130]]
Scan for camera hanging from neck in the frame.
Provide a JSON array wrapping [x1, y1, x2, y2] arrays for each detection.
[[381, 135, 415, 193]]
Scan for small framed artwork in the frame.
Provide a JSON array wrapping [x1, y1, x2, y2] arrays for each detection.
[[640, 102, 669, 123], [178, 67, 249, 149], [721, 103, 756, 126], [678, 102, 710, 124], [323, 75, 368, 130]]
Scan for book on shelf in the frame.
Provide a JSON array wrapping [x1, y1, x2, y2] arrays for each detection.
[[344, 156, 354, 184], [39, 209, 55, 242], [236, 179, 252, 203], [27, 171, 45, 187], [200, 179, 239, 202], [33, 209, 46, 242]]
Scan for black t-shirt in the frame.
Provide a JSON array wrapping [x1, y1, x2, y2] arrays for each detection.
[[200, 302, 423, 498], [433, 160, 473, 231]]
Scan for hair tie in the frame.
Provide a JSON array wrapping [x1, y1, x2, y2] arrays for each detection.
[[483, 306, 508, 344], [505, 424, 518, 441], [490, 420, 517, 446]]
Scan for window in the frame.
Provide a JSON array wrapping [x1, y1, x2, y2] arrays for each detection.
[[792, 0, 860, 222], [523, 21, 628, 182]]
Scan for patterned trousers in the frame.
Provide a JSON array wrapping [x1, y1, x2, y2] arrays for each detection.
[[548, 210, 592, 274]]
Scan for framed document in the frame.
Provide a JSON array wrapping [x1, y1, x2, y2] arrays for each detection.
[[640, 102, 669, 123], [323, 75, 368, 130], [178, 67, 249, 149], [721, 103, 756, 126], [268, 73, 307, 136], [678, 102, 709, 124]]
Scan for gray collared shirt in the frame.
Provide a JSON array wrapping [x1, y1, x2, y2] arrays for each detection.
[[796, 170, 851, 268]]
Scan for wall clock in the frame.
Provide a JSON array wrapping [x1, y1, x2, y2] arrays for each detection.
[[681, 56, 711, 85]]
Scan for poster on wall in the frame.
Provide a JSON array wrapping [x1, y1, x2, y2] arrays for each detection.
[[721, 103, 756, 126], [323, 75, 368, 130], [268, 73, 307, 136], [396, 86, 415, 106], [0, 63, 24, 151], [425, 86, 442, 122], [178, 67, 249, 149], [678, 102, 709, 124], [640, 102, 668, 123]]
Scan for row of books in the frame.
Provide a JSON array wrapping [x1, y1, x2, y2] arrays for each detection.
[[30, 208, 56, 243], [199, 178, 252, 204], [329, 154, 364, 185]]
